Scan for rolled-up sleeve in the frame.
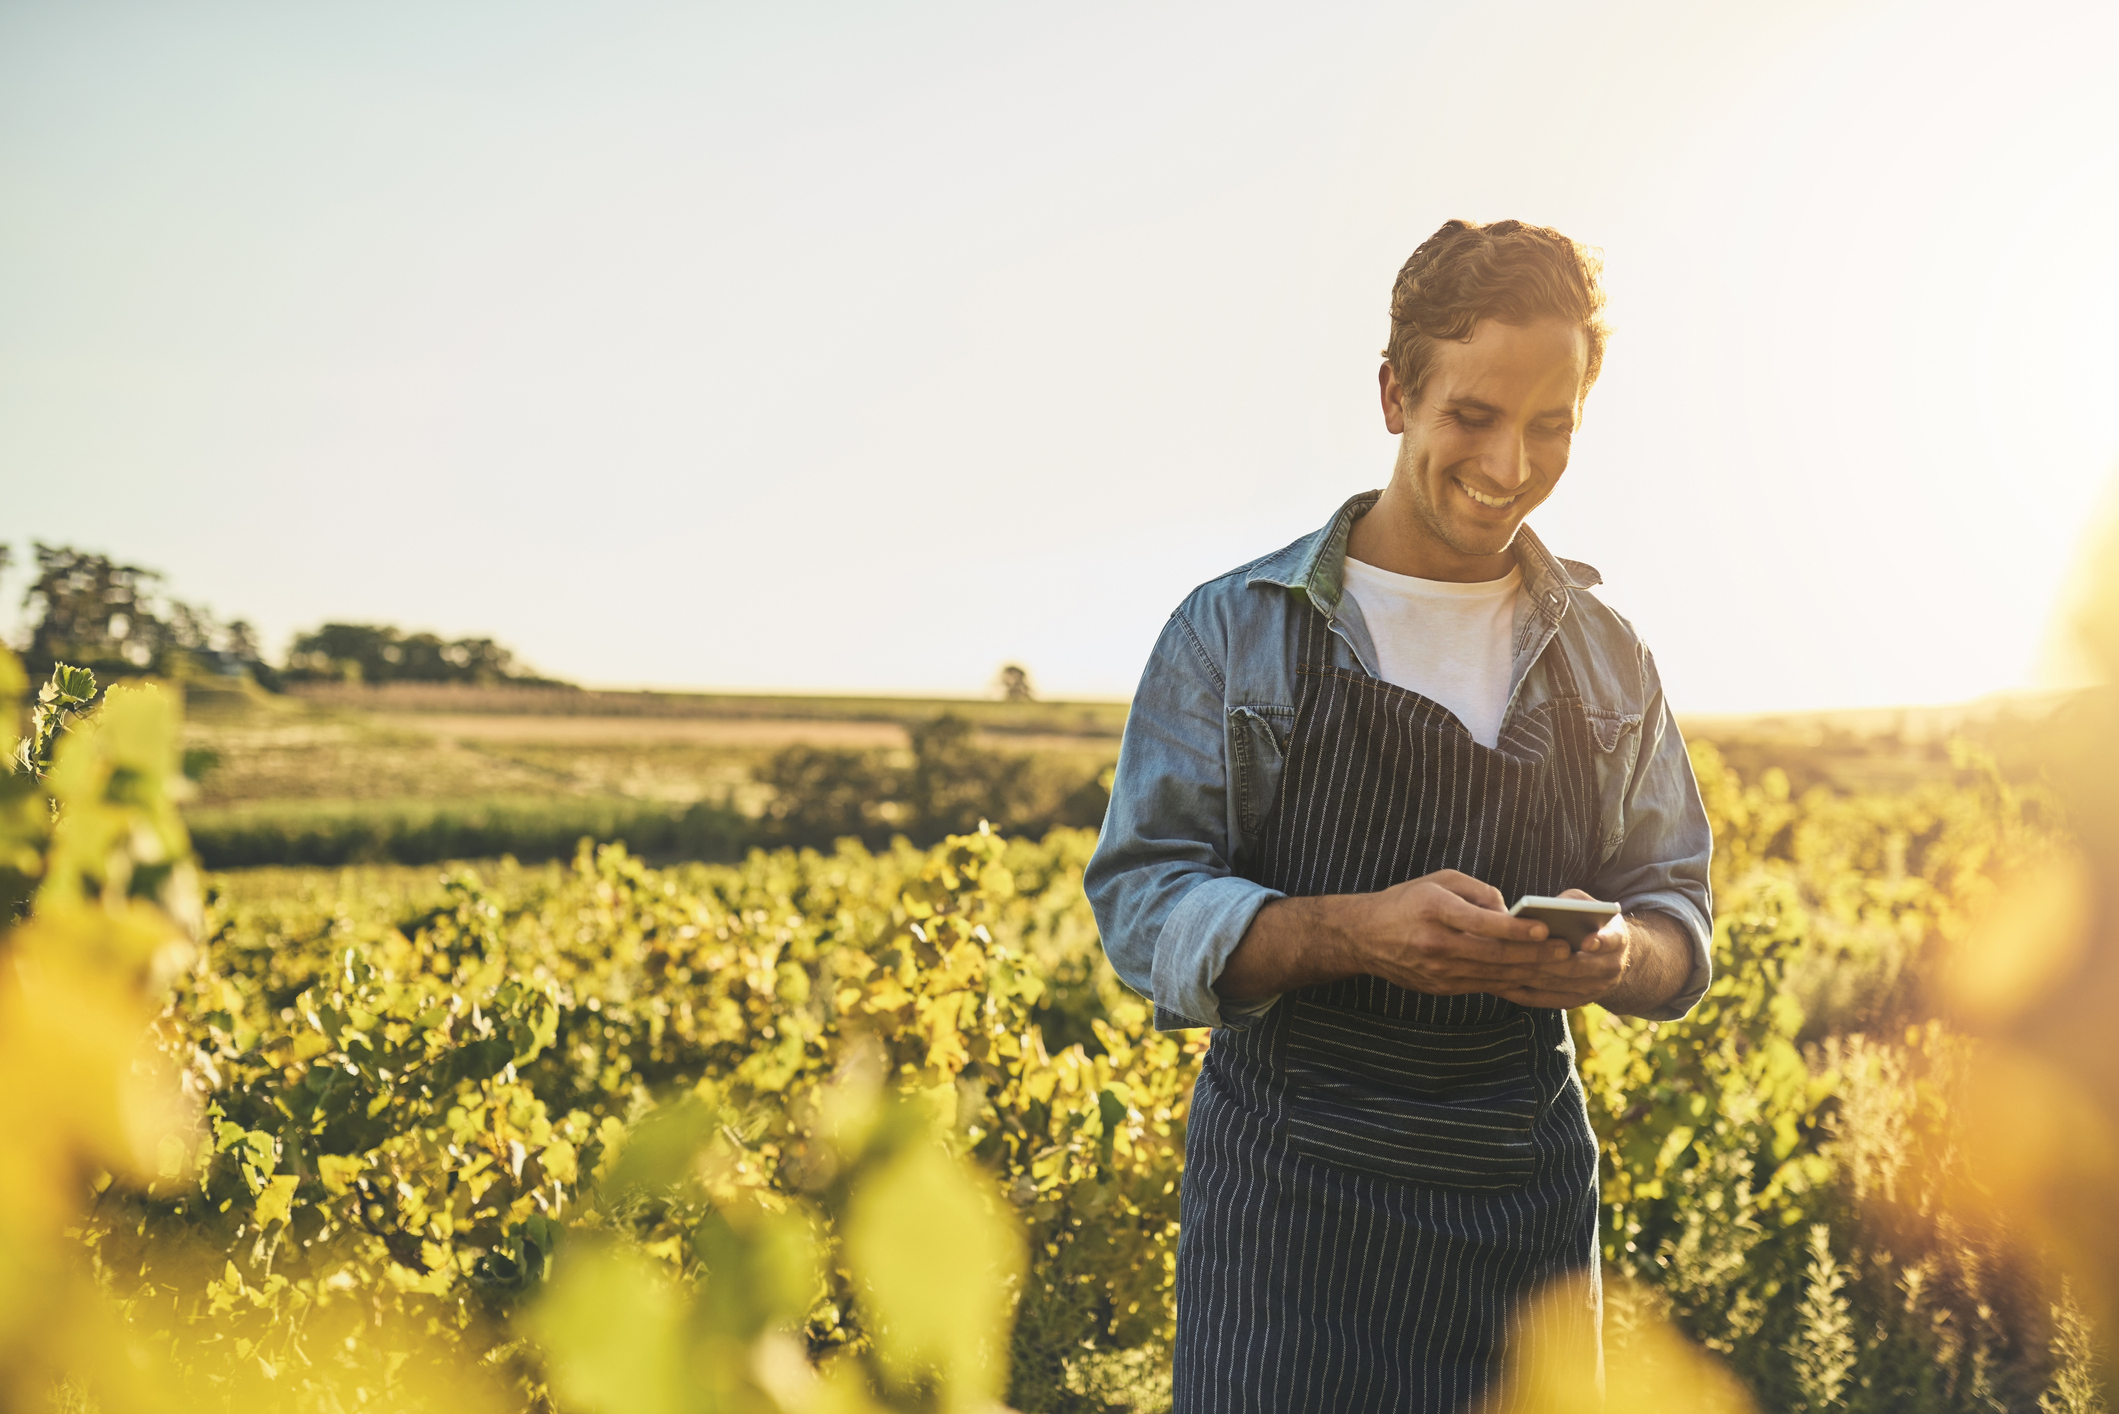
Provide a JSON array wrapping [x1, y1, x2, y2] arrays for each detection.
[[1590, 646, 1715, 1021], [1086, 609, 1282, 1030]]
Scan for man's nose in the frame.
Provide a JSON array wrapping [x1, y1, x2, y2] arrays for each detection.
[[1481, 432, 1533, 490]]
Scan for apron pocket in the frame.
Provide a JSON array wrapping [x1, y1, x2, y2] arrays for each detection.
[[1283, 1000, 1539, 1192]]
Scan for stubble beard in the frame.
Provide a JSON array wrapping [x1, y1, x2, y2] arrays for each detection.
[[1408, 465, 1519, 561]]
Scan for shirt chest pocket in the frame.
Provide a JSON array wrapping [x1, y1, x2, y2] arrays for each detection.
[[1584, 708, 1644, 860], [1227, 704, 1296, 844]]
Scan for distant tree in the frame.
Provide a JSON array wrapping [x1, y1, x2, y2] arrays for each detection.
[[19, 544, 275, 684], [995, 663, 1036, 702], [285, 623, 547, 686], [223, 620, 262, 665], [22, 544, 167, 675], [285, 624, 387, 682]]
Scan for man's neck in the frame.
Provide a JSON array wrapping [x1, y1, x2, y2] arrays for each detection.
[[1346, 482, 1519, 584]]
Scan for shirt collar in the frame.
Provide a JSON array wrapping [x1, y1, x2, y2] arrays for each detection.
[[1247, 489, 1602, 624]]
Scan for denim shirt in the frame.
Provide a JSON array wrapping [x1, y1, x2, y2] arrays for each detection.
[[1085, 491, 1714, 1030]]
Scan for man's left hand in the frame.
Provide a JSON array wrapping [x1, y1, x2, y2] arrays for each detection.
[[1493, 889, 1691, 1015]]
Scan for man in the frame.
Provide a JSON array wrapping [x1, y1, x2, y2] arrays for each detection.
[[1085, 219, 1714, 1413]]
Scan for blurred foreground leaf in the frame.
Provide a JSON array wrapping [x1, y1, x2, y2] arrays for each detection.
[[846, 1137, 1026, 1411], [1485, 1275, 1755, 1414], [529, 1243, 693, 1414]]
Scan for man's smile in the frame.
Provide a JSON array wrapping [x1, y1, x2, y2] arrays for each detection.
[[1454, 477, 1520, 510]]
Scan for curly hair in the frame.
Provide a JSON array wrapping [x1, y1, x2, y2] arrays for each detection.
[[1383, 219, 1608, 406]]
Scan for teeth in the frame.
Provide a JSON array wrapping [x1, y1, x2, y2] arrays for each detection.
[[1457, 479, 1517, 509]]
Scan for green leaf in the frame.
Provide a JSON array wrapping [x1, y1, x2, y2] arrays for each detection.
[[438, 1037, 514, 1088]]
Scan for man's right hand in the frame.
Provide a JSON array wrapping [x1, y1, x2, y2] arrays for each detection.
[[1345, 869, 1567, 994], [1214, 869, 1563, 1004]]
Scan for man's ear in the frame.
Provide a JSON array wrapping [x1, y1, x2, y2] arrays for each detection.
[[1379, 362, 1409, 435]]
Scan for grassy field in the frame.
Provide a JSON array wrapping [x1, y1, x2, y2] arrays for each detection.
[[178, 675, 2071, 868], [1679, 691, 2069, 794], [178, 678, 1121, 865], [188, 680, 1121, 805]]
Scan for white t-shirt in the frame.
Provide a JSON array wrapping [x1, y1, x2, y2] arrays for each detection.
[[1340, 558, 1521, 749]]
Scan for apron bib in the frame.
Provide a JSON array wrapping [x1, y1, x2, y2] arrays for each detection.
[[1172, 605, 1604, 1414]]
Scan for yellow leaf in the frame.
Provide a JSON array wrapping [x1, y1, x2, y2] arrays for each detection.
[[1653, 1125, 1695, 1177], [317, 1154, 364, 1196], [923, 1005, 971, 1075], [865, 980, 913, 1013], [543, 1139, 579, 1186], [254, 1174, 300, 1228], [1485, 1275, 1755, 1414]]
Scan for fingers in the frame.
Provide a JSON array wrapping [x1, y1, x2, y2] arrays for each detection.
[[1366, 877, 1631, 997], [1428, 889, 1548, 943], [1431, 937, 1569, 973], [1415, 946, 1622, 1001], [1497, 955, 1625, 1008], [1421, 870, 1508, 914], [1576, 915, 1628, 956], [1552, 890, 1621, 955]]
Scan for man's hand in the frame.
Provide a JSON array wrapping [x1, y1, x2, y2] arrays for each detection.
[[1488, 887, 1630, 1010], [1217, 868, 1558, 1003], [1217, 876, 1696, 1017], [1485, 888, 1697, 1015], [1346, 870, 1572, 996]]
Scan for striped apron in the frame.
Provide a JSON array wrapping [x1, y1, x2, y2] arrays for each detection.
[[1172, 603, 1603, 1414]]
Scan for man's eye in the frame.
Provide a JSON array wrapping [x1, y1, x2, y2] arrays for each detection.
[[1452, 413, 1493, 428]]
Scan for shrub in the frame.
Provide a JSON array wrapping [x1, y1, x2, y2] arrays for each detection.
[[7, 655, 2104, 1414], [187, 795, 746, 869], [755, 713, 1110, 851]]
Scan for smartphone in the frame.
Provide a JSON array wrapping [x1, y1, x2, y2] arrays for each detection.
[[1508, 895, 1619, 951]]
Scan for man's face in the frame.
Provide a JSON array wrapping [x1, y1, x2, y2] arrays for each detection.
[[1380, 317, 1588, 565]]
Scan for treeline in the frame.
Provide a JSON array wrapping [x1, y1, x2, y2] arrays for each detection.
[[2, 542, 559, 688], [4, 543, 269, 683], [283, 622, 566, 688]]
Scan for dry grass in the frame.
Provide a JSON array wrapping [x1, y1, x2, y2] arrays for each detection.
[[181, 683, 1118, 813], [283, 681, 1130, 737]]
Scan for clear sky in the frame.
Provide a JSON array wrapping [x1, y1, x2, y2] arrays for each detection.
[[4, 0, 2115, 710]]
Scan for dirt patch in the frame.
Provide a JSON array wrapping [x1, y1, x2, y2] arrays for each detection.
[[368, 714, 1123, 753], [373, 714, 912, 748]]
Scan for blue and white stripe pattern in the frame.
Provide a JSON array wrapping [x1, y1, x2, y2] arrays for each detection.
[[1171, 605, 1603, 1413]]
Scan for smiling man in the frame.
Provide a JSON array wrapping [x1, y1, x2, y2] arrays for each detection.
[[1085, 220, 1714, 1412]]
